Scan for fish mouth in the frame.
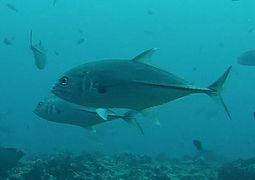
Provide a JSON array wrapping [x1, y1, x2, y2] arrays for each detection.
[[33, 108, 40, 115], [51, 86, 72, 100]]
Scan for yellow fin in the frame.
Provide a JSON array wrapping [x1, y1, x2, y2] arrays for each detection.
[[141, 108, 160, 126]]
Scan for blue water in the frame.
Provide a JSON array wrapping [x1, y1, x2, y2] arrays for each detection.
[[0, 0, 255, 159]]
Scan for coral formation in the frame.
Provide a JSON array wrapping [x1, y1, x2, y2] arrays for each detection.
[[0, 151, 226, 180], [218, 158, 255, 180]]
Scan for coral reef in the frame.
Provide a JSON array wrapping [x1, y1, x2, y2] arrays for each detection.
[[0, 147, 24, 178], [218, 158, 255, 180], [0, 151, 226, 180]]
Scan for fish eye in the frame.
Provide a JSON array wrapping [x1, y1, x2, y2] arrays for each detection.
[[59, 76, 69, 86], [37, 102, 43, 107]]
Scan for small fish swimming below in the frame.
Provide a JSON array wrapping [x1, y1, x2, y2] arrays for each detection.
[[237, 49, 255, 66], [192, 140, 227, 162], [6, 3, 19, 13], [193, 139, 203, 151], [29, 30, 47, 70], [34, 96, 144, 134], [77, 38, 85, 45]]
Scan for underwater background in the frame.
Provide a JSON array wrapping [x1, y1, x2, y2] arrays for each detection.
[[1, 0, 255, 179]]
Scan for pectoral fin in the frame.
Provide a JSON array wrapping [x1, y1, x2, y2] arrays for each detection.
[[96, 108, 108, 120]]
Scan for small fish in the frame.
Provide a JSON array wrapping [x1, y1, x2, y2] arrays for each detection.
[[248, 28, 254, 33], [253, 112, 255, 120], [3, 38, 12, 46], [217, 42, 224, 48], [6, 3, 19, 13], [29, 30, 47, 70], [52, 48, 232, 119], [147, 9, 154, 15], [237, 49, 255, 66], [77, 38, 85, 45], [193, 140, 203, 151], [34, 96, 144, 134], [54, 50, 59, 56]]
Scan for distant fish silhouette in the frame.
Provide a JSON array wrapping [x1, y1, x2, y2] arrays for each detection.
[[77, 38, 85, 45], [238, 49, 255, 66], [6, 3, 18, 13], [54, 50, 59, 56], [147, 9, 154, 15], [248, 28, 254, 33], [193, 140, 203, 151], [3, 38, 12, 46], [29, 30, 47, 70]]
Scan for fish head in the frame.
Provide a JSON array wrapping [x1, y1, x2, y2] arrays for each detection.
[[34, 97, 61, 120], [52, 68, 93, 105]]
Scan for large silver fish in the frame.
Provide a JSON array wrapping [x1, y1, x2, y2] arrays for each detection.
[[52, 48, 232, 119], [34, 96, 143, 133], [29, 31, 47, 70]]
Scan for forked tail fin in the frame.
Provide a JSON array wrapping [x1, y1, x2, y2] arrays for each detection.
[[207, 66, 232, 120]]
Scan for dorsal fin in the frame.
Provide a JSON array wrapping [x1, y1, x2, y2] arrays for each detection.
[[132, 48, 157, 63]]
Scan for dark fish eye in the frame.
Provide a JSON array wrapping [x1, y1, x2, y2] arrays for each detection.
[[59, 76, 69, 86], [37, 102, 43, 107]]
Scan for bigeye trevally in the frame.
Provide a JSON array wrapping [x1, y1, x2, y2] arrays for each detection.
[[34, 96, 143, 134], [29, 31, 47, 70], [52, 48, 232, 119]]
